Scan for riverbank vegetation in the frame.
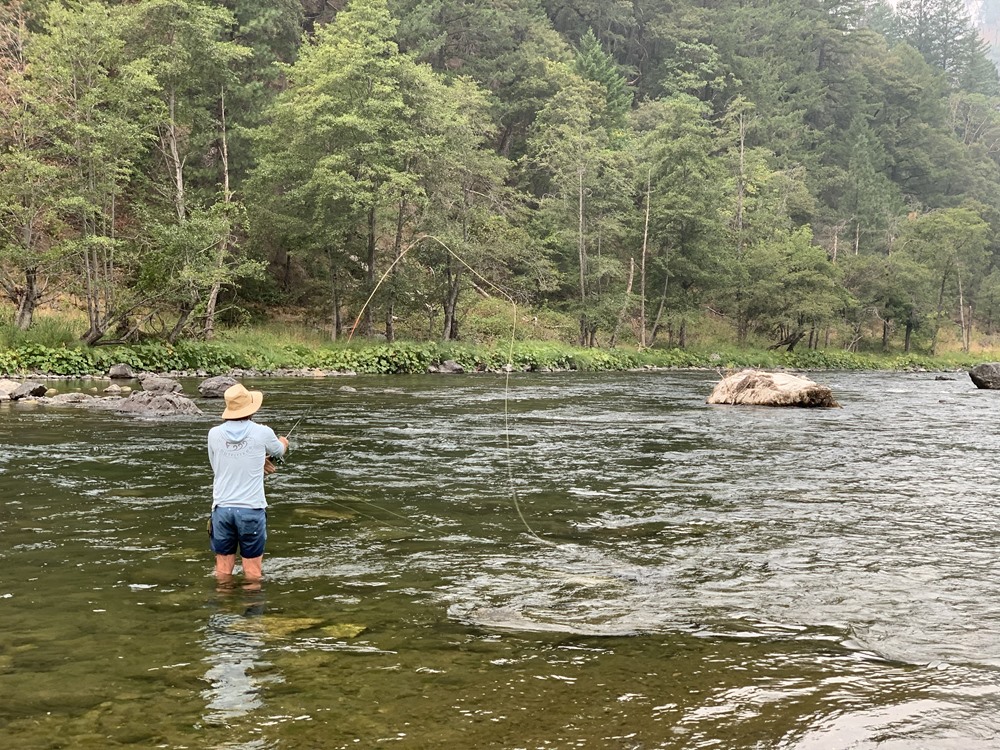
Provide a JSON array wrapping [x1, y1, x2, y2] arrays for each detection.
[[0, 310, 986, 376], [3, 1, 1000, 364]]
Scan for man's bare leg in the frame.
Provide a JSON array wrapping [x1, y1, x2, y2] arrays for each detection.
[[215, 554, 237, 579], [242, 555, 263, 581]]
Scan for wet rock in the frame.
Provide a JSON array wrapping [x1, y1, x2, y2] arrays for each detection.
[[104, 384, 122, 395], [321, 623, 366, 639], [428, 359, 464, 374], [969, 363, 1000, 389], [198, 375, 238, 398], [108, 363, 136, 379], [48, 393, 96, 405], [228, 615, 324, 638], [92, 391, 202, 417], [707, 369, 840, 408], [0, 378, 21, 396], [10, 381, 47, 400], [139, 376, 182, 395]]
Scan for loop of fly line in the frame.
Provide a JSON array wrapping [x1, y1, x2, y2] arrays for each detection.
[[345, 234, 553, 545]]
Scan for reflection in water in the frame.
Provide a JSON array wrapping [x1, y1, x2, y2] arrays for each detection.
[[201, 589, 276, 726]]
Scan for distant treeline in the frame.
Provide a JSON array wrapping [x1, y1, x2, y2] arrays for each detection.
[[1, 0, 999, 355]]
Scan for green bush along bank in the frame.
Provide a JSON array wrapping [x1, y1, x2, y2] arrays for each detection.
[[0, 339, 988, 378]]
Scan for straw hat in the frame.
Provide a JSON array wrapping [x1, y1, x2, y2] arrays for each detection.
[[222, 383, 263, 419]]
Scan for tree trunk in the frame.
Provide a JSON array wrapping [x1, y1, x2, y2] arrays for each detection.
[[385, 197, 406, 343], [649, 273, 670, 346], [931, 266, 949, 356], [82, 239, 104, 345], [577, 166, 586, 304], [639, 169, 650, 347], [609, 257, 635, 347], [204, 88, 233, 341], [166, 88, 186, 222], [332, 275, 341, 342], [364, 205, 376, 337], [734, 112, 746, 256], [957, 268, 971, 353], [167, 298, 194, 344], [327, 251, 340, 341], [442, 257, 461, 341], [13, 266, 42, 330]]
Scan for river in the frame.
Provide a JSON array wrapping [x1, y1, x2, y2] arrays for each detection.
[[1, 370, 999, 748]]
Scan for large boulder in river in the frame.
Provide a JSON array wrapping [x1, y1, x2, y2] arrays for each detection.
[[969, 363, 1000, 389], [94, 391, 202, 417], [198, 375, 238, 398], [707, 370, 840, 408]]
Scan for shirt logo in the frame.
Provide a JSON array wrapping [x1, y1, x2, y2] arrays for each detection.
[[224, 439, 250, 455]]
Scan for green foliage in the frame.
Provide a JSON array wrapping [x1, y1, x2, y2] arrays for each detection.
[[0, 327, 994, 378], [7, 0, 1000, 360], [574, 29, 632, 128], [0, 312, 79, 349]]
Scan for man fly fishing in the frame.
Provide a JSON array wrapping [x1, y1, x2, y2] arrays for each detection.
[[207, 383, 288, 586]]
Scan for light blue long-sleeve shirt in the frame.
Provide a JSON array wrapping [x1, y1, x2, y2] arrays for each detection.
[[208, 419, 286, 509]]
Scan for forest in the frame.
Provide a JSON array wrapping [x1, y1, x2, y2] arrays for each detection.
[[2, 0, 999, 356]]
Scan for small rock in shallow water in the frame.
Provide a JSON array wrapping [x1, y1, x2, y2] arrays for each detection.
[[321, 623, 366, 639]]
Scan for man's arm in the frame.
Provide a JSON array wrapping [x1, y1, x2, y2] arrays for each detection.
[[262, 429, 288, 475]]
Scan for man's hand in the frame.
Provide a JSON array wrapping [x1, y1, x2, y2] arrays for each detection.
[[279, 436, 289, 453], [264, 458, 277, 475]]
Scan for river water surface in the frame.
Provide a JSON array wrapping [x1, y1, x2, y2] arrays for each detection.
[[2, 370, 1000, 748]]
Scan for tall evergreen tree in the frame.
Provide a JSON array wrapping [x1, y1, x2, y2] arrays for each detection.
[[574, 28, 632, 129], [894, 0, 999, 93]]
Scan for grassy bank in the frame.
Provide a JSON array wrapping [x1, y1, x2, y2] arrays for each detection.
[[0, 334, 989, 377]]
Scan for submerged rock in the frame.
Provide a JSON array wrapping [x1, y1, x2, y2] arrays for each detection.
[[707, 369, 840, 408], [48, 392, 96, 405], [228, 615, 325, 638]]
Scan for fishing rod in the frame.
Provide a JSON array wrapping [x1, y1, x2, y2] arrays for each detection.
[[270, 405, 313, 466]]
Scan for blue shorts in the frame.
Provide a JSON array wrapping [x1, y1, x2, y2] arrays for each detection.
[[210, 506, 267, 558]]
